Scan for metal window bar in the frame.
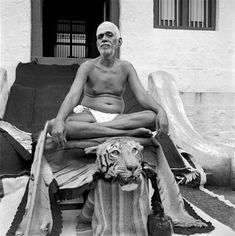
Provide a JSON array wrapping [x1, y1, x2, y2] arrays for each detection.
[[159, 0, 162, 26], [172, 0, 174, 26], [189, 0, 191, 26], [189, 0, 205, 28], [56, 19, 87, 58], [176, 0, 179, 27], [162, 0, 165, 26], [160, 0, 176, 26]]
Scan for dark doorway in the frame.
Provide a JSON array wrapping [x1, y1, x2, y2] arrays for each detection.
[[42, 0, 110, 58]]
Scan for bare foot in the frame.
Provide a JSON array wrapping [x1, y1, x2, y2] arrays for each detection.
[[129, 128, 152, 137]]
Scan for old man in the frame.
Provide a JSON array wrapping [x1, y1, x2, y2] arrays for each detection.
[[50, 21, 168, 146]]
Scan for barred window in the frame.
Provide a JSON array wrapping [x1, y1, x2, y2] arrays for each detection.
[[55, 19, 87, 58], [153, 0, 216, 30]]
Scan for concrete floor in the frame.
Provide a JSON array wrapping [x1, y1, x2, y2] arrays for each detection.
[[206, 186, 235, 205]]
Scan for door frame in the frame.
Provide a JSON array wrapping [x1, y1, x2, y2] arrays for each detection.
[[31, 0, 120, 63]]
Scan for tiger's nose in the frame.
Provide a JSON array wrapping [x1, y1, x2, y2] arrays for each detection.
[[127, 165, 138, 173]]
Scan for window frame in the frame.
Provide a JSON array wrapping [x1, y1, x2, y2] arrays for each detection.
[[153, 0, 216, 31]]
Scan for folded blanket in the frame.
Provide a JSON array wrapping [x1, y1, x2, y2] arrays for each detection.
[[0, 120, 203, 186], [14, 124, 213, 235], [0, 121, 210, 235], [77, 176, 150, 236]]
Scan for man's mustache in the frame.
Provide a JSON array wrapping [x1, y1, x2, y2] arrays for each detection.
[[100, 41, 111, 47]]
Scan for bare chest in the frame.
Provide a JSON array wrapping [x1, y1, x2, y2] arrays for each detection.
[[86, 66, 127, 96]]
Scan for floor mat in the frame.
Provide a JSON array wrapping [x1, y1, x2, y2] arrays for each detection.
[[179, 185, 235, 231]]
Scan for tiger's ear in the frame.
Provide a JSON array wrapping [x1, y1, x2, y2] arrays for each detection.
[[84, 146, 98, 154], [137, 143, 144, 151]]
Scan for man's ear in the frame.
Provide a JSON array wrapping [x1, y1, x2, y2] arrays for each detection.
[[118, 37, 123, 47]]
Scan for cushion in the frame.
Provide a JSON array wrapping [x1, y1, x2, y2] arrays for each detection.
[[32, 85, 71, 133], [4, 62, 79, 133], [15, 62, 79, 88], [3, 84, 35, 132]]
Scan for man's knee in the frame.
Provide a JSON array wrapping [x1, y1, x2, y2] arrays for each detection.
[[141, 110, 156, 130], [143, 110, 156, 121]]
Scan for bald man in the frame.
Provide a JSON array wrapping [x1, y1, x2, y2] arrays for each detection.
[[50, 21, 168, 147]]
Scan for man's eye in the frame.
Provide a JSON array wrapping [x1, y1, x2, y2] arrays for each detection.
[[106, 32, 113, 37], [98, 34, 104, 39]]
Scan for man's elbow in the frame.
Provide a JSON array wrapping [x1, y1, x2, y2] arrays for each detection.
[[137, 93, 151, 105], [137, 96, 150, 108]]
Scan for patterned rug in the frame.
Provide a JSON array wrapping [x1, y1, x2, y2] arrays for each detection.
[[180, 185, 235, 231]]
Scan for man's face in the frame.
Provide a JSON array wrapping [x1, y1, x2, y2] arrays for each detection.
[[96, 30, 119, 57]]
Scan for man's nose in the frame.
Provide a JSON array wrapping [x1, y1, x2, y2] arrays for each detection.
[[101, 35, 108, 41]]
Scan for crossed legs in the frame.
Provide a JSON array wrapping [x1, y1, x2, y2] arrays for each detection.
[[49, 110, 156, 140]]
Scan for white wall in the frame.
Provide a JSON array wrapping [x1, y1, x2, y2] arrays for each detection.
[[0, 0, 31, 87], [1, 0, 234, 91], [119, 0, 235, 93], [119, 0, 235, 146]]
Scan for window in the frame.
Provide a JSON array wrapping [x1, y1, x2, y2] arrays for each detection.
[[153, 0, 216, 30], [41, 0, 116, 59], [55, 19, 87, 58]]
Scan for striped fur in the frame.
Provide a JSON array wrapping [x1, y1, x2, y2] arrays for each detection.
[[95, 137, 144, 191]]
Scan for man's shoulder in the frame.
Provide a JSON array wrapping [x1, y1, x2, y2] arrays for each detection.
[[117, 59, 133, 69], [80, 59, 95, 65], [79, 59, 96, 70], [117, 59, 135, 74]]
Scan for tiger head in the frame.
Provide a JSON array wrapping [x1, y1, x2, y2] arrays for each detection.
[[85, 137, 144, 191]]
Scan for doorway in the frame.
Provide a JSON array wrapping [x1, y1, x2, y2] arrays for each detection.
[[31, 0, 120, 59]]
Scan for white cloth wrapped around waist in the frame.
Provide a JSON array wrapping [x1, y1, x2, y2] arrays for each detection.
[[73, 105, 118, 123]]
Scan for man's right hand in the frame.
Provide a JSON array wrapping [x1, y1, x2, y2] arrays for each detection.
[[51, 119, 66, 147]]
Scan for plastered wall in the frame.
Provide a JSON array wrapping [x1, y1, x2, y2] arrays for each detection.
[[119, 0, 235, 93], [1, 0, 234, 92], [119, 0, 235, 145], [0, 0, 31, 87]]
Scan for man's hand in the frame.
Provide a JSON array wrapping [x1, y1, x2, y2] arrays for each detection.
[[156, 109, 169, 134], [51, 119, 66, 147]]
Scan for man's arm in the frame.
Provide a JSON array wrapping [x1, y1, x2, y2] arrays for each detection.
[[52, 61, 90, 146], [126, 62, 169, 133]]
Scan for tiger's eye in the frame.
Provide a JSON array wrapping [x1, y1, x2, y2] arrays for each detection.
[[111, 150, 120, 156], [132, 148, 138, 155]]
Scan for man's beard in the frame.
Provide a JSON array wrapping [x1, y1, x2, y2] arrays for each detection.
[[99, 48, 116, 58]]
